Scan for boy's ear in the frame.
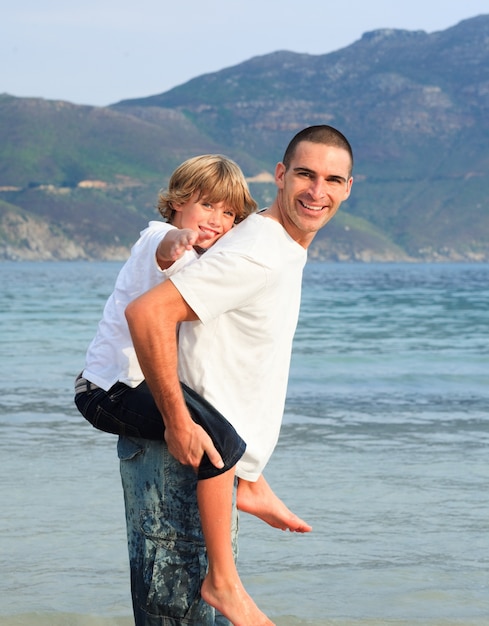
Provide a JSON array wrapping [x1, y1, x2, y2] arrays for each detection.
[[171, 202, 183, 212]]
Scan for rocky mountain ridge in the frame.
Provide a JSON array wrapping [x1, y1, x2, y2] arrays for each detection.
[[1, 14, 488, 261]]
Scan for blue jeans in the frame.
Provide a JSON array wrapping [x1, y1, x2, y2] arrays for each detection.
[[118, 436, 238, 625]]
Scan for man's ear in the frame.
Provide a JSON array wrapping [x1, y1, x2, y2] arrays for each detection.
[[343, 177, 354, 201], [274, 162, 286, 188]]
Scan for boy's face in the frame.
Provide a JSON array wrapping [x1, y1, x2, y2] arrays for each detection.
[[172, 192, 237, 248]]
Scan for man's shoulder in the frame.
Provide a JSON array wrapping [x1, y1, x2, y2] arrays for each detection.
[[224, 212, 277, 240], [229, 212, 305, 257]]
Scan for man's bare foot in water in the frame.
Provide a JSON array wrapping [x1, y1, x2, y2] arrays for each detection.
[[201, 572, 275, 626], [236, 475, 312, 532]]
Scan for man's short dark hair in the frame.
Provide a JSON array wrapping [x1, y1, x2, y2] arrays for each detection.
[[283, 125, 353, 174]]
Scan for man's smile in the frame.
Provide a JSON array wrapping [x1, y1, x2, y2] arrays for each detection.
[[299, 199, 326, 212]]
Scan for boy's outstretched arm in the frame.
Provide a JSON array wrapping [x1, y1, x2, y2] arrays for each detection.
[[156, 228, 199, 269], [125, 280, 224, 471], [156, 228, 216, 270]]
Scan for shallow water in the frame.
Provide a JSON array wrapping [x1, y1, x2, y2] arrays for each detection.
[[1, 261, 488, 624]]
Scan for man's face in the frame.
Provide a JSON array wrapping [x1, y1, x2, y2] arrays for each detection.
[[274, 140, 353, 248]]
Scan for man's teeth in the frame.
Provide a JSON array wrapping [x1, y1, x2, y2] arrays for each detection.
[[301, 201, 323, 211]]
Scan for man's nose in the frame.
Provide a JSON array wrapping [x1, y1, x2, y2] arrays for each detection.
[[309, 179, 326, 199]]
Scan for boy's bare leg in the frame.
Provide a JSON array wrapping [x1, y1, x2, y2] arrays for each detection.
[[236, 475, 312, 532], [198, 470, 275, 626]]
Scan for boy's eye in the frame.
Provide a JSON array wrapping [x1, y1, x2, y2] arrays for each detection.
[[225, 210, 236, 217]]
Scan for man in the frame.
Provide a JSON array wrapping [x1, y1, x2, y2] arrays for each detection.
[[124, 125, 354, 625]]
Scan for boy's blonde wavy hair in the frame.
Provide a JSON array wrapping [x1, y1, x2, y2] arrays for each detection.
[[158, 155, 257, 224]]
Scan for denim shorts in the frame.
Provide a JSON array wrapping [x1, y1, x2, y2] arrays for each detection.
[[74, 377, 246, 480]]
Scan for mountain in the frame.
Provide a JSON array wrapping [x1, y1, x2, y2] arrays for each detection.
[[1, 15, 488, 261]]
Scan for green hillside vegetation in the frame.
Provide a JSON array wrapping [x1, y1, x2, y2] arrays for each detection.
[[1, 15, 488, 261], [0, 95, 223, 186]]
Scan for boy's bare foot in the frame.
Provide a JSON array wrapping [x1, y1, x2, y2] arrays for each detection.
[[236, 475, 312, 532], [201, 573, 275, 626]]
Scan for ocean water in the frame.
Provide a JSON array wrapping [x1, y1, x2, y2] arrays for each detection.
[[0, 260, 488, 626]]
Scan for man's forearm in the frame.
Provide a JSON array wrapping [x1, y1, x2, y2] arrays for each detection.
[[125, 280, 194, 428], [125, 278, 223, 470]]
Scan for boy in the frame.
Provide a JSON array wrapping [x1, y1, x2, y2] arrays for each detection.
[[75, 155, 310, 626]]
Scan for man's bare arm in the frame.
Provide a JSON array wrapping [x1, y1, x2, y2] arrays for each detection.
[[125, 280, 223, 470]]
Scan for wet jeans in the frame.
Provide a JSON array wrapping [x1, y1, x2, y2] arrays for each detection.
[[118, 435, 238, 625]]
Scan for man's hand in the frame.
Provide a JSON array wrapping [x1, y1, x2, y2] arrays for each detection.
[[164, 418, 224, 471]]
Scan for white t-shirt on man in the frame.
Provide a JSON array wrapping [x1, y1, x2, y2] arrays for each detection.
[[171, 213, 307, 481]]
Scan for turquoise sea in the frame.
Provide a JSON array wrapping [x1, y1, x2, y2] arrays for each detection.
[[1, 261, 488, 626]]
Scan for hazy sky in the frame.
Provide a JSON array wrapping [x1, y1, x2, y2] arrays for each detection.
[[2, 0, 488, 107]]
